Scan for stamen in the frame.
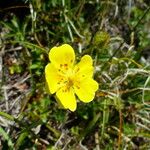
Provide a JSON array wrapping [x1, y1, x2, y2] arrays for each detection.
[[64, 64, 68, 67], [76, 86, 80, 89], [75, 67, 80, 73], [60, 64, 63, 67]]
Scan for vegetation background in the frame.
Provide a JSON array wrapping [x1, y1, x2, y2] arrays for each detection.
[[0, 0, 150, 149]]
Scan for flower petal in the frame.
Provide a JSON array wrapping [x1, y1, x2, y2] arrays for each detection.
[[56, 87, 76, 111], [45, 63, 63, 94], [49, 44, 75, 70], [74, 55, 94, 79], [74, 78, 98, 102]]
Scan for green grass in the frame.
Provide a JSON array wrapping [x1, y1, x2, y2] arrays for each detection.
[[0, 0, 150, 149]]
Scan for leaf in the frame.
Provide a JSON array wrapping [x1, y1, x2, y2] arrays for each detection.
[[0, 127, 14, 150], [15, 132, 29, 150], [79, 113, 100, 139]]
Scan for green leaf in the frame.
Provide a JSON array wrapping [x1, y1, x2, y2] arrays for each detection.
[[0, 127, 14, 150]]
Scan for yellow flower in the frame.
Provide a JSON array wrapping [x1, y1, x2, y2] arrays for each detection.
[[45, 44, 98, 111]]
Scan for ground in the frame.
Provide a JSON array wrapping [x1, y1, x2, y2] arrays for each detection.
[[0, 0, 150, 150]]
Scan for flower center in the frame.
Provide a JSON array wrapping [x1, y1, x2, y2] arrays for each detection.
[[57, 65, 80, 91], [63, 70, 74, 90], [67, 77, 74, 87]]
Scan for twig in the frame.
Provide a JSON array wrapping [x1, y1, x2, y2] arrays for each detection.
[[112, 126, 136, 148], [117, 109, 123, 150], [5, 46, 23, 52], [95, 132, 100, 150], [0, 6, 29, 12], [3, 86, 8, 111], [9, 95, 21, 111], [133, 6, 150, 31], [136, 122, 150, 132]]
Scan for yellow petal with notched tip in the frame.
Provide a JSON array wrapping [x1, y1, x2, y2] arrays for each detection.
[[74, 78, 98, 103], [49, 44, 75, 70], [56, 87, 76, 111], [45, 63, 64, 94], [74, 55, 94, 79]]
